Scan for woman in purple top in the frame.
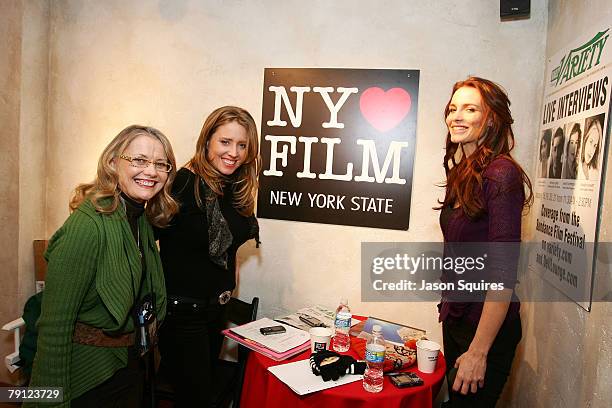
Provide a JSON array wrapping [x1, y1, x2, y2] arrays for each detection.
[[438, 77, 532, 407]]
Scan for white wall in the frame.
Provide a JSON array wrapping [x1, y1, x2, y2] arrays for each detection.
[[7, 1, 612, 405], [0, 0, 23, 385], [44, 0, 547, 347], [504, 1, 612, 407], [0, 0, 49, 385], [19, 0, 49, 314]]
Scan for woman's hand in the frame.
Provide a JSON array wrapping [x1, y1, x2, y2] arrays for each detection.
[[452, 348, 487, 394], [451, 291, 513, 395]]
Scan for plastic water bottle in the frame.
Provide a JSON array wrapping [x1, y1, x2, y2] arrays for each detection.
[[363, 324, 385, 393], [332, 298, 351, 352]]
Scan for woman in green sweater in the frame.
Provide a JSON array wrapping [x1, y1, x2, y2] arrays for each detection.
[[26, 125, 178, 407]]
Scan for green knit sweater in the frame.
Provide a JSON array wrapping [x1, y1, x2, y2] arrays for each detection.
[[25, 199, 167, 407]]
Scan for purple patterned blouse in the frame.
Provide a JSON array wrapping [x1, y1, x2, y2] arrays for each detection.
[[438, 156, 524, 327]]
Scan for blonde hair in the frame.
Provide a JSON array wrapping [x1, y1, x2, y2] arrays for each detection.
[[70, 125, 179, 227], [187, 106, 260, 216]]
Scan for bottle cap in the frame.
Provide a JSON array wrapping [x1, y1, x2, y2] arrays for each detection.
[[340, 298, 348, 305], [372, 324, 382, 334]]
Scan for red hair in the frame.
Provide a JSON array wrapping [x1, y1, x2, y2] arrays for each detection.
[[439, 77, 532, 218]]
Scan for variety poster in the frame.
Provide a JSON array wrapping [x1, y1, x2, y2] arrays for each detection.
[[257, 68, 419, 230], [531, 28, 611, 310]]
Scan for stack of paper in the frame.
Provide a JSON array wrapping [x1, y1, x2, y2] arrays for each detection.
[[223, 317, 310, 361], [268, 359, 362, 395]]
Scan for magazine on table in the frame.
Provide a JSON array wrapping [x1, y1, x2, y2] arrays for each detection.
[[274, 305, 336, 331], [275, 305, 362, 331], [350, 316, 426, 345]]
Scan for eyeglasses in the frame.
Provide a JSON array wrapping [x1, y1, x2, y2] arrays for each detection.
[[119, 154, 173, 173]]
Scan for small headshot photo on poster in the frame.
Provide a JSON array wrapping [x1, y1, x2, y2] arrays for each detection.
[[581, 113, 605, 181], [562, 122, 581, 179], [538, 129, 552, 178], [548, 126, 565, 179]]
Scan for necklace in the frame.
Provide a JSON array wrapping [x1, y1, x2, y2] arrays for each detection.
[[137, 227, 142, 258]]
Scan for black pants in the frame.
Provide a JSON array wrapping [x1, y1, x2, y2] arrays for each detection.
[[72, 349, 145, 408], [158, 302, 225, 408], [442, 317, 522, 408]]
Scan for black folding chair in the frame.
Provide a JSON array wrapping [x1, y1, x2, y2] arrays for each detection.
[[212, 296, 259, 408]]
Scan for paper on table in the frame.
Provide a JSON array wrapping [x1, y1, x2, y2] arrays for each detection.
[[229, 317, 309, 353], [268, 359, 362, 395], [275, 305, 364, 332]]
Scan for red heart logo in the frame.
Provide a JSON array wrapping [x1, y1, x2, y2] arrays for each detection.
[[359, 87, 412, 132]]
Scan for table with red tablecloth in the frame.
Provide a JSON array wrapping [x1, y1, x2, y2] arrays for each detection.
[[240, 338, 446, 408]]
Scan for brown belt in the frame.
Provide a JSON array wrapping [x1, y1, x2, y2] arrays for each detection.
[[73, 322, 135, 348]]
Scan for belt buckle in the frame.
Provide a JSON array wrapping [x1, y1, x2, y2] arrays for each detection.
[[218, 291, 231, 305]]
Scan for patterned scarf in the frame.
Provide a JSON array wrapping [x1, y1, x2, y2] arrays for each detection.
[[200, 179, 260, 269]]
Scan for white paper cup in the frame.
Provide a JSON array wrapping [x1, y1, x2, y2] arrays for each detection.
[[416, 339, 440, 373], [309, 327, 333, 352]]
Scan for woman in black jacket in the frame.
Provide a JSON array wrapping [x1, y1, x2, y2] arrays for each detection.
[[157, 106, 260, 407]]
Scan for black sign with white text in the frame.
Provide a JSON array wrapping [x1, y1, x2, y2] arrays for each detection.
[[257, 68, 419, 230]]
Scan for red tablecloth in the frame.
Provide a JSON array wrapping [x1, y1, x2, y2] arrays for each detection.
[[240, 341, 446, 408]]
